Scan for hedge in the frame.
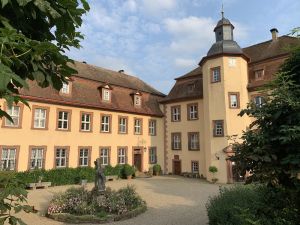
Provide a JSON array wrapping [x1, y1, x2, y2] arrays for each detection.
[[0, 164, 136, 186]]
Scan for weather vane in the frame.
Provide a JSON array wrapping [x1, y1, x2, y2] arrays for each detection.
[[221, 2, 224, 18]]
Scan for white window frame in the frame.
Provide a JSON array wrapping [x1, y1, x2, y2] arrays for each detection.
[[214, 121, 224, 136], [56, 148, 67, 168], [101, 115, 110, 132], [254, 69, 264, 80], [103, 89, 111, 101], [149, 147, 157, 164], [61, 82, 70, 94], [149, 120, 156, 136], [172, 107, 180, 121], [189, 133, 199, 150], [1, 148, 17, 171], [230, 94, 238, 108], [79, 148, 89, 167], [134, 95, 141, 106], [118, 148, 126, 164], [172, 134, 181, 150], [189, 105, 198, 120], [30, 148, 44, 170], [254, 96, 264, 108], [81, 113, 91, 131], [212, 67, 221, 82], [34, 108, 47, 129], [58, 111, 69, 130], [191, 161, 199, 173], [5, 105, 20, 127], [119, 117, 127, 134], [134, 119, 142, 134], [100, 148, 109, 166]]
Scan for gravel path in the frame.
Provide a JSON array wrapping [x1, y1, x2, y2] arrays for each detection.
[[18, 176, 221, 225]]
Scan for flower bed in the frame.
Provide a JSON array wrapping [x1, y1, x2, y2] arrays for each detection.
[[47, 185, 146, 223]]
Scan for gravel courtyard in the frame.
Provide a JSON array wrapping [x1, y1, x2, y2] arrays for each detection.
[[19, 176, 221, 225]]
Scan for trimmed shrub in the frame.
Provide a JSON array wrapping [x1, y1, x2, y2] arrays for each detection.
[[206, 185, 300, 225], [122, 164, 135, 178], [152, 164, 161, 175]]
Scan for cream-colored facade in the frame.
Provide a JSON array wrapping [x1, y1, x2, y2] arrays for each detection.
[[0, 99, 164, 172]]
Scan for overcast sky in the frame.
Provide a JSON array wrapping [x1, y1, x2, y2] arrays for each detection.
[[67, 0, 300, 94]]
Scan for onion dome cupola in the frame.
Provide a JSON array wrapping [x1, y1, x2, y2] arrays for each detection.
[[207, 12, 243, 57]]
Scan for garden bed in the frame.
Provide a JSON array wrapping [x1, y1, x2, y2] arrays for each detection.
[[47, 204, 147, 224]]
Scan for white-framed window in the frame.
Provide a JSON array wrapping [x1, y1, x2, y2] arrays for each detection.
[[79, 148, 89, 167], [188, 133, 199, 150], [119, 117, 127, 134], [229, 93, 239, 108], [58, 111, 69, 130], [228, 58, 236, 67], [118, 148, 126, 164], [149, 147, 157, 164], [171, 106, 180, 122], [172, 133, 181, 150], [149, 120, 156, 136], [101, 115, 110, 132], [134, 119, 142, 134], [254, 96, 265, 108], [61, 82, 70, 94], [213, 120, 224, 137], [30, 148, 44, 169], [1, 148, 17, 171], [34, 108, 46, 128], [55, 148, 67, 168], [134, 95, 141, 106], [212, 67, 221, 83], [103, 89, 111, 101], [100, 148, 110, 166], [5, 105, 20, 127], [188, 104, 198, 120], [191, 161, 199, 173], [254, 69, 264, 80], [81, 113, 91, 131]]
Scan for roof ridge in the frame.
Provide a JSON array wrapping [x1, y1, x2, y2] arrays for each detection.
[[243, 35, 296, 50]]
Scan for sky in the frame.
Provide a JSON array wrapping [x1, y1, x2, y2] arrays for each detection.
[[67, 0, 300, 94]]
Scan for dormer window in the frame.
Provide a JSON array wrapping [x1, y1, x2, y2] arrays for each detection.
[[100, 84, 112, 102], [131, 91, 142, 107], [254, 69, 264, 80], [187, 83, 195, 93], [61, 82, 70, 94]]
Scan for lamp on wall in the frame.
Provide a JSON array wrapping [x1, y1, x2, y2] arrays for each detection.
[[215, 153, 220, 160], [143, 147, 147, 152]]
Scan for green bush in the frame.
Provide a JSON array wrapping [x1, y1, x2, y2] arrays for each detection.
[[206, 185, 300, 225], [122, 164, 135, 177], [152, 164, 161, 175]]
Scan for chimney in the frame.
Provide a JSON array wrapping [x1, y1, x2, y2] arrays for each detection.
[[118, 69, 124, 73], [270, 28, 279, 41], [82, 61, 87, 64]]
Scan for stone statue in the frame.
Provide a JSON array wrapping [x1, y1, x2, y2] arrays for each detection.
[[94, 158, 106, 192]]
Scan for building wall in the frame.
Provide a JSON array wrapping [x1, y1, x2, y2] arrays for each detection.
[[0, 100, 164, 172], [202, 56, 250, 183], [164, 99, 206, 176]]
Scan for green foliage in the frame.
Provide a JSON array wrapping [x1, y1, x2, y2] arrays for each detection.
[[122, 164, 135, 177], [231, 46, 300, 188], [206, 185, 300, 225], [152, 164, 161, 175], [0, 0, 89, 121], [48, 185, 145, 216], [208, 166, 218, 174], [0, 173, 35, 225]]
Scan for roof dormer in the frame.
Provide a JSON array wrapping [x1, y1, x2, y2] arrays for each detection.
[[60, 78, 73, 96], [131, 91, 142, 107], [98, 83, 113, 103]]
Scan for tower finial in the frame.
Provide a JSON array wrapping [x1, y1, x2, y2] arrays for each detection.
[[221, 2, 224, 18]]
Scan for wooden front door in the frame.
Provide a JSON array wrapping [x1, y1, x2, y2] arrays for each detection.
[[134, 153, 142, 171], [173, 160, 181, 175]]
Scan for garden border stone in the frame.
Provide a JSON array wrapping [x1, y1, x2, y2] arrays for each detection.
[[47, 204, 147, 224]]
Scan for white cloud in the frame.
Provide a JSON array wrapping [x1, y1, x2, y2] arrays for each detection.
[[123, 0, 137, 12], [174, 58, 197, 69], [141, 0, 177, 16]]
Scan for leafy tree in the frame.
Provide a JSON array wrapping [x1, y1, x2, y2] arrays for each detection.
[[0, 173, 35, 225], [0, 0, 89, 121], [231, 44, 300, 189]]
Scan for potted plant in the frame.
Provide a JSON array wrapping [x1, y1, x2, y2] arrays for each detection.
[[123, 164, 134, 179], [152, 164, 161, 176], [209, 166, 218, 183]]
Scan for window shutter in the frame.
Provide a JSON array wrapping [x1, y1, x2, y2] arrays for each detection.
[[54, 148, 57, 169], [66, 148, 70, 168], [155, 148, 157, 164], [78, 148, 81, 167], [108, 149, 111, 165], [27, 148, 32, 170], [125, 148, 128, 164], [88, 148, 91, 167]]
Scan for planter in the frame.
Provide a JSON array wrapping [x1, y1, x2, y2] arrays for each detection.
[[212, 178, 218, 184], [80, 179, 88, 186], [126, 175, 132, 179]]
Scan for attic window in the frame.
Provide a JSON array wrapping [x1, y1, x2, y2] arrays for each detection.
[[254, 69, 264, 80], [134, 95, 141, 106], [100, 84, 112, 102], [60, 80, 72, 95], [187, 83, 196, 93]]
